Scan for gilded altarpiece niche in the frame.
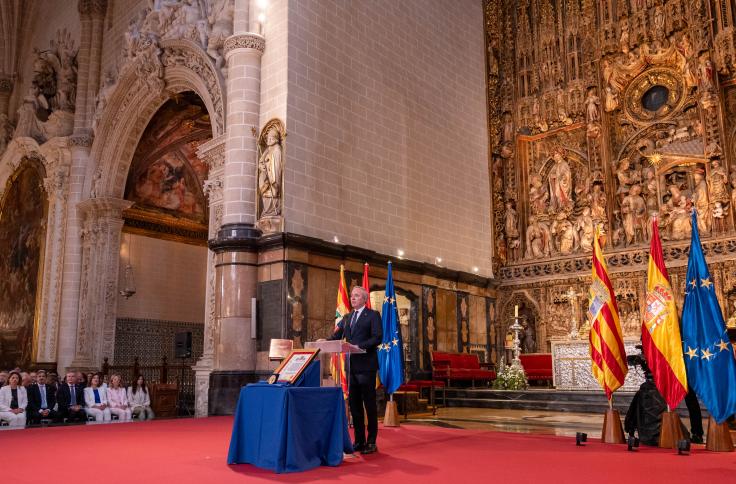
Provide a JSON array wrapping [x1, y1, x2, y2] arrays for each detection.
[[0, 162, 48, 369], [487, 0, 736, 344], [421, 286, 437, 371]]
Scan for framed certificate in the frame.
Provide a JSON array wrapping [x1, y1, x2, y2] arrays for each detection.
[[273, 348, 320, 384]]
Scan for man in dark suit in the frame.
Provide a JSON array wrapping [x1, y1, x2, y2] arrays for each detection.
[[56, 371, 86, 422], [328, 286, 382, 454], [27, 370, 58, 423]]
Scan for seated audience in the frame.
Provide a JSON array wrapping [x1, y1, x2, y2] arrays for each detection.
[[77, 372, 87, 388], [47, 371, 59, 392], [128, 375, 155, 421], [21, 372, 31, 388], [107, 374, 132, 421], [27, 370, 58, 424], [84, 373, 111, 423], [29, 371, 37, 385], [57, 372, 86, 422], [0, 371, 27, 427], [0, 371, 7, 388]]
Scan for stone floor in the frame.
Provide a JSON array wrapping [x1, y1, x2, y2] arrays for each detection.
[[404, 407, 707, 438]]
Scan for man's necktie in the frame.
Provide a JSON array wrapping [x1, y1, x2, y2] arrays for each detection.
[[40, 385, 47, 408], [70, 385, 76, 406]]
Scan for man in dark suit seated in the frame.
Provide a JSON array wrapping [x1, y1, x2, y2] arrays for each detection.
[[27, 370, 58, 424], [56, 372, 86, 422], [328, 286, 382, 454]]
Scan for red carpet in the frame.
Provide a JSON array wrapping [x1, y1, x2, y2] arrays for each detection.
[[1, 417, 734, 483]]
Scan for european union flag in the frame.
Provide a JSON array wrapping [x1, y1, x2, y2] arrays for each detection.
[[682, 212, 736, 423], [378, 262, 404, 395]]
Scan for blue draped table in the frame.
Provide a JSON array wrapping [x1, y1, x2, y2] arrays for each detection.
[[227, 364, 353, 473]]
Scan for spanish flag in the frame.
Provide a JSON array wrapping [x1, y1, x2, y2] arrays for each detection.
[[331, 265, 351, 396], [588, 227, 628, 399], [642, 218, 688, 409]]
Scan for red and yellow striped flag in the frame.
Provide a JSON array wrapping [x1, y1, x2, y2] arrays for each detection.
[[588, 227, 628, 399], [641, 218, 687, 409], [331, 265, 351, 396]]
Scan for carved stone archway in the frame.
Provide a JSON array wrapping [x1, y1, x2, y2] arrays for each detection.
[[498, 291, 543, 359], [0, 137, 72, 365], [71, 39, 226, 369]]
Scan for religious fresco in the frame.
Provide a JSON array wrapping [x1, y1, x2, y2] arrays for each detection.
[[124, 91, 211, 225], [0, 162, 48, 369]]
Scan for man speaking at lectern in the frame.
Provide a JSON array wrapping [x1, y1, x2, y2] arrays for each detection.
[[328, 286, 382, 454]]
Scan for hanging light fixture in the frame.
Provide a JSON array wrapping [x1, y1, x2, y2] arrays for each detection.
[[119, 232, 136, 299]]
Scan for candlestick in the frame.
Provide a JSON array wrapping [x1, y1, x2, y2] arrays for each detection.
[[514, 304, 519, 318]]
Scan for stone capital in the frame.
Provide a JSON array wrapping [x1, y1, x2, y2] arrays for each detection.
[[223, 33, 265, 58], [78, 197, 133, 221], [69, 132, 93, 148]]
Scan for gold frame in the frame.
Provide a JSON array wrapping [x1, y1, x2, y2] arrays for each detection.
[[272, 348, 320, 385], [122, 207, 208, 246]]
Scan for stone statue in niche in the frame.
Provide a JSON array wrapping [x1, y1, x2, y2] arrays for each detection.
[[575, 207, 595, 252], [548, 149, 573, 211], [698, 53, 716, 94], [615, 157, 640, 203], [621, 184, 646, 246], [585, 87, 600, 125], [504, 200, 520, 261], [692, 170, 711, 234], [642, 167, 659, 214], [529, 174, 549, 216], [257, 120, 285, 233], [663, 196, 692, 240], [521, 321, 536, 354], [590, 183, 607, 221], [708, 159, 729, 207], [525, 216, 552, 259], [730, 168, 736, 212], [556, 89, 572, 126], [551, 212, 576, 255]]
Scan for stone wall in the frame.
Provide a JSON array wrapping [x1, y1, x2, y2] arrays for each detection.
[[283, 0, 491, 276]]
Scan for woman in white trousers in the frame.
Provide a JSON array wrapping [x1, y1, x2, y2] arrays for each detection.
[[0, 372, 27, 428], [106, 374, 132, 421], [84, 373, 111, 423]]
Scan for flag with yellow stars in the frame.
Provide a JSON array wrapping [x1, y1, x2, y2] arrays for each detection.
[[588, 226, 628, 400], [682, 211, 736, 423], [378, 262, 404, 395], [642, 218, 687, 409]]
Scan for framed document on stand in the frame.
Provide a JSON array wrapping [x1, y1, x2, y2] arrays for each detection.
[[273, 348, 320, 385]]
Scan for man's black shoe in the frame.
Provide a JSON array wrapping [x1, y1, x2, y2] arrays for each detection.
[[352, 442, 365, 453], [690, 435, 704, 444], [361, 443, 377, 454]]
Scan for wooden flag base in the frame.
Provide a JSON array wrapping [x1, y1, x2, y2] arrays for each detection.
[[706, 416, 735, 452], [658, 411, 685, 449], [384, 400, 400, 427], [601, 408, 625, 444]]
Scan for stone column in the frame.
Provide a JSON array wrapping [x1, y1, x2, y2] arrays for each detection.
[[35, 139, 73, 364], [193, 136, 225, 417], [71, 197, 132, 370], [56, 0, 108, 371], [208, 1, 265, 415]]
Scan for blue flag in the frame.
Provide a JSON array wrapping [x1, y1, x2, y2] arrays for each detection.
[[682, 211, 736, 423], [378, 262, 404, 395]]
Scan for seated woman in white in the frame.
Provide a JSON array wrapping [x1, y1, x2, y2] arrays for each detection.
[[84, 373, 111, 423], [107, 374, 132, 421], [0, 371, 27, 428], [127, 375, 155, 421]]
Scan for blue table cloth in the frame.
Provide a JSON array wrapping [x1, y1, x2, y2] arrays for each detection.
[[227, 363, 353, 473]]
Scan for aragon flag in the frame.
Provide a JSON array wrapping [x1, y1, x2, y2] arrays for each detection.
[[641, 218, 687, 409], [331, 265, 350, 397], [588, 226, 628, 399]]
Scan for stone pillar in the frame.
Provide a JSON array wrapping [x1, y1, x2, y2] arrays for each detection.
[[57, 0, 107, 371], [71, 198, 132, 370], [193, 136, 225, 417], [35, 139, 73, 364], [207, 1, 265, 415]]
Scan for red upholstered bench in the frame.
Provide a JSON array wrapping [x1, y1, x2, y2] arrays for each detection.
[[519, 353, 553, 385], [431, 351, 495, 388]]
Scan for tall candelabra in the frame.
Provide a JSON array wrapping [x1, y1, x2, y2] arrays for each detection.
[[509, 313, 523, 368]]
